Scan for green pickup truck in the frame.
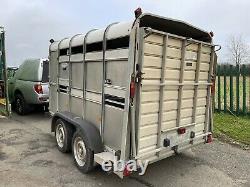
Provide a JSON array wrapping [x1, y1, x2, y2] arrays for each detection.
[[8, 59, 49, 115]]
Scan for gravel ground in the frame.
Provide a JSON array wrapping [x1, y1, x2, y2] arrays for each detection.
[[0, 112, 249, 187]]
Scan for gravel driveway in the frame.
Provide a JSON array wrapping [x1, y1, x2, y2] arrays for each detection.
[[0, 112, 249, 187]]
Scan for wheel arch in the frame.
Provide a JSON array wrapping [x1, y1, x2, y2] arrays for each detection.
[[52, 112, 103, 154], [14, 89, 23, 97]]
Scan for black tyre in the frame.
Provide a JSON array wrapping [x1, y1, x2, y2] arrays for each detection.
[[55, 119, 73, 153], [15, 93, 29, 115], [44, 104, 49, 112], [72, 130, 94, 173]]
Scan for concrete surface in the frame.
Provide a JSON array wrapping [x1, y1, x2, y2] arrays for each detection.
[[0, 112, 249, 187]]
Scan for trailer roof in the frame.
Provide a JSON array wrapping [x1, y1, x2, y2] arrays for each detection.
[[51, 13, 212, 51], [139, 13, 212, 43]]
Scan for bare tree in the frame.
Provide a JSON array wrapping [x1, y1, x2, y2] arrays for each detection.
[[226, 35, 249, 66]]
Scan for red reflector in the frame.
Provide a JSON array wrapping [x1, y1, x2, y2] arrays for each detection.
[[134, 7, 142, 18], [34, 84, 43, 94], [130, 81, 136, 98], [177, 127, 186, 134], [206, 134, 213, 143], [123, 165, 132, 177]]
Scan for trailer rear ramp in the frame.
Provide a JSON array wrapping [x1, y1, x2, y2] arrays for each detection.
[[136, 30, 215, 162]]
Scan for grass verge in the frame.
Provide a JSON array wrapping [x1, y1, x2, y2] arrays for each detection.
[[214, 113, 250, 146]]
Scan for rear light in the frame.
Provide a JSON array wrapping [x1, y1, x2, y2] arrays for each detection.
[[134, 7, 142, 18], [206, 134, 213, 143], [123, 164, 132, 177], [177, 127, 186, 135], [34, 84, 43, 94], [130, 81, 136, 99]]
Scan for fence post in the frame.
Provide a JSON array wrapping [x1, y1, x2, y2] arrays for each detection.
[[223, 65, 227, 112], [230, 65, 234, 112], [218, 65, 221, 112], [243, 64, 247, 115], [236, 64, 240, 114]]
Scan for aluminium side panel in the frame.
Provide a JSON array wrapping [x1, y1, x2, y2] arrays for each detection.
[[84, 52, 103, 129]]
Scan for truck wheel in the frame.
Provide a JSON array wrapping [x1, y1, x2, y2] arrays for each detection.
[[15, 93, 28, 115], [55, 119, 73, 153], [72, 130, 94, 173]]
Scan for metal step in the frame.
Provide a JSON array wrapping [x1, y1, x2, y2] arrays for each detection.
[[94, 151, 124, 178], [94, 152, 115, 165]]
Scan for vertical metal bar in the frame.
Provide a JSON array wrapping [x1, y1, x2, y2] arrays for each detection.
[[247, 75, 250, 114], [156, 34, 168, 155], [236, 64, 240, 114], [243, 64, 247, 115], [57, 38, 67, 112], [0, 29, 9, 115], [68, 34, 81, 113], [217, 65, 221, 112], [101, 23, 118, 141], [69, 40, 72, 113], [130, 28, 144, 159], [192, 43, 202, 123], [82, 29, 97, 119], [176, 39, 187, 127], [120, 24, 139, 162], [0, 31, 2, 80], [210, 53, 217, 133], [224, 65, 227, 112], [205, 46, 215, 133], [230, 65, 234, 112]]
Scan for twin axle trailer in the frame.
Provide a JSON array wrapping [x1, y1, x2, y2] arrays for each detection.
[[49, 12, 217, 178]]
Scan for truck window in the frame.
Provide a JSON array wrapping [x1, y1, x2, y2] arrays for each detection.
[[42, 60, 49, 83]]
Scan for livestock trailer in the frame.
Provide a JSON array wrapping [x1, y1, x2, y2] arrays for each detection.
[[49, 12, 217, 178], [0, 27, 10, 116]]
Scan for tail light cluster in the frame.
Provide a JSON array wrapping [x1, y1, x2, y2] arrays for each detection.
[[123, 164, 132, 177], [130, 81, 136, 99], [177, 127, 186, 135], [34, 84, 43, 94], [206, 134, 213, 143]]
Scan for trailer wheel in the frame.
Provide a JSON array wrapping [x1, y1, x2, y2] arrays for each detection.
[[55, 119, 73, 153], [72, 130, 94, 173]]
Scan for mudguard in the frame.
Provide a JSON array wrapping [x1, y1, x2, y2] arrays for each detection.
[[51, 111, 103, 153]]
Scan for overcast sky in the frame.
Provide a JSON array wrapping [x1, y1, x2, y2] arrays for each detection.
[[0, 0, 249, 66]]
